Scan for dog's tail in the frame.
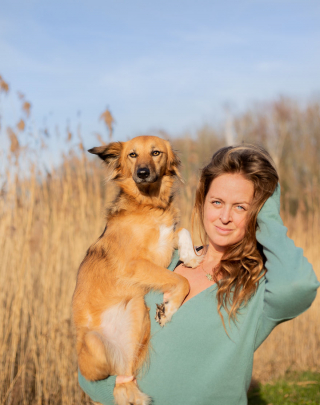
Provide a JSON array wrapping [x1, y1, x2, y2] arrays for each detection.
[[113, 381, 151, 405]]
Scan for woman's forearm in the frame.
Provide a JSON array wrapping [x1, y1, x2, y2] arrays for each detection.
[[78, 370, 116, 404]]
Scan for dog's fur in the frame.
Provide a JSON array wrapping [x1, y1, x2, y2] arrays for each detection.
[[72, 136, 202, 405]]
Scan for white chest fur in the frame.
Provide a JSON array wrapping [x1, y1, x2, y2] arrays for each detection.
[[158, 225, 174, 255]]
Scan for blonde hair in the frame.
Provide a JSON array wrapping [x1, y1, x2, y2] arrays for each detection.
[[192, 144, 279, 326]]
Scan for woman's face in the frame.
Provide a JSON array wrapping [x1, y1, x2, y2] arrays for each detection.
[[203, 173, 254, 252]]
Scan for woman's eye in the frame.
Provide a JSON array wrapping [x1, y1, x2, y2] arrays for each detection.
[[129, 152, 137, 158], [151, 150, 161, 156], [236, 205, 245, 211], [212, 201, 221, 206]]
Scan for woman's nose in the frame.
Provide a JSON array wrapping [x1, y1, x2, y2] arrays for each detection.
[[219, 206, 232, 223]]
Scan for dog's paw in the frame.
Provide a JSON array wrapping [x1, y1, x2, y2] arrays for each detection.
[[114, 380, 150, 405], [178, 228, 204, 268], [155, 303, 166, 326], [183, 253, 205, 269], [155, 301, 178, 326]]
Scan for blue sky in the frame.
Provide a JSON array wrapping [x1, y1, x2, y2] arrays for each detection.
[[1, 0, 320, 156]]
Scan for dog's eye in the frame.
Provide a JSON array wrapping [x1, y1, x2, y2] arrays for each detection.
[[129, 152, 137, 158], [151, 151, 161, 156]]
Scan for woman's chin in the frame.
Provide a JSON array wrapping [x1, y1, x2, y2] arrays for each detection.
[[209, 235, 242, 251], [208, 238, 229, 252]]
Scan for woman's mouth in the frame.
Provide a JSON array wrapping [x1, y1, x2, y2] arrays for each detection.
[[215, 225, 233, 235]]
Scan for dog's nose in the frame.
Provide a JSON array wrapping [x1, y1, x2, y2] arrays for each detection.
[[137, 167, 150, 179]]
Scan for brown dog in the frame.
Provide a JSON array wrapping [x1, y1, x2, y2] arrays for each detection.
[[72, 135, 202, 405]]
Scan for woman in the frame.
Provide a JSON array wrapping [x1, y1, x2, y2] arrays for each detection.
[[78, 144, 319, 405]]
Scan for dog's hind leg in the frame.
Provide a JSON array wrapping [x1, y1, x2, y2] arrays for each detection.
[[132, 300, 151, 373], [113, 298, 151, 405], [79, 299, 151, 404], [77, 330, 114, 381]]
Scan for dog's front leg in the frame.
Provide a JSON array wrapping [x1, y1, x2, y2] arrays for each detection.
[[175, 228, 205, 268], [124, 259, 190, 326]]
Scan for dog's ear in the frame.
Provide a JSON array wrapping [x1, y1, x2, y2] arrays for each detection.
[[89, 142, 123, 180], [165, 140, 184, 183], [88, 142, 123, 165]]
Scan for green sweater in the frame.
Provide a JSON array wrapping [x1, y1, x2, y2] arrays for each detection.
[[78, 187, 319, 405]]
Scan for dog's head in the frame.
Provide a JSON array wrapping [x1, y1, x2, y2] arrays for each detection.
[[88, 135, 181, 185]]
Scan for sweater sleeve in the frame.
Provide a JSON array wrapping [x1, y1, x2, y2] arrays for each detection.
[[254, 184, 319, 348], [78, 370, 116, 405]]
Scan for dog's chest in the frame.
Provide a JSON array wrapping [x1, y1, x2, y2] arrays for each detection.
[[157, 224, 174, 255], [158, 225, 173, 251]]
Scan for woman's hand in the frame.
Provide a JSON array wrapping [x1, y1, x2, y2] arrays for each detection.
[[115, 375, 136, 385]]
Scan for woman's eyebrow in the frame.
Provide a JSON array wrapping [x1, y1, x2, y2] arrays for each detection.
[[210, 196, 251, 205], [234, 201, 251, 205]]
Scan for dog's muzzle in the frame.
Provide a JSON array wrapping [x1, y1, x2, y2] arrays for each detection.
[[134, 166, 158, 184]]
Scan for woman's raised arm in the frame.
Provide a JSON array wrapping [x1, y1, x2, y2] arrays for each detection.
[[255, 185, 319, 347]]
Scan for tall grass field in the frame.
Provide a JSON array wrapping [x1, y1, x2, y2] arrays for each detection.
[[0, 75, 319, 404]]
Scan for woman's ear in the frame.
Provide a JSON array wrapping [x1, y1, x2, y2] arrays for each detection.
[[164, 140, 184, 183], [88, 142, 123, 179]]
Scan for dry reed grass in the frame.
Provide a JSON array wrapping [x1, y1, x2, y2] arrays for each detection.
[[0, 76, 319, 404]]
